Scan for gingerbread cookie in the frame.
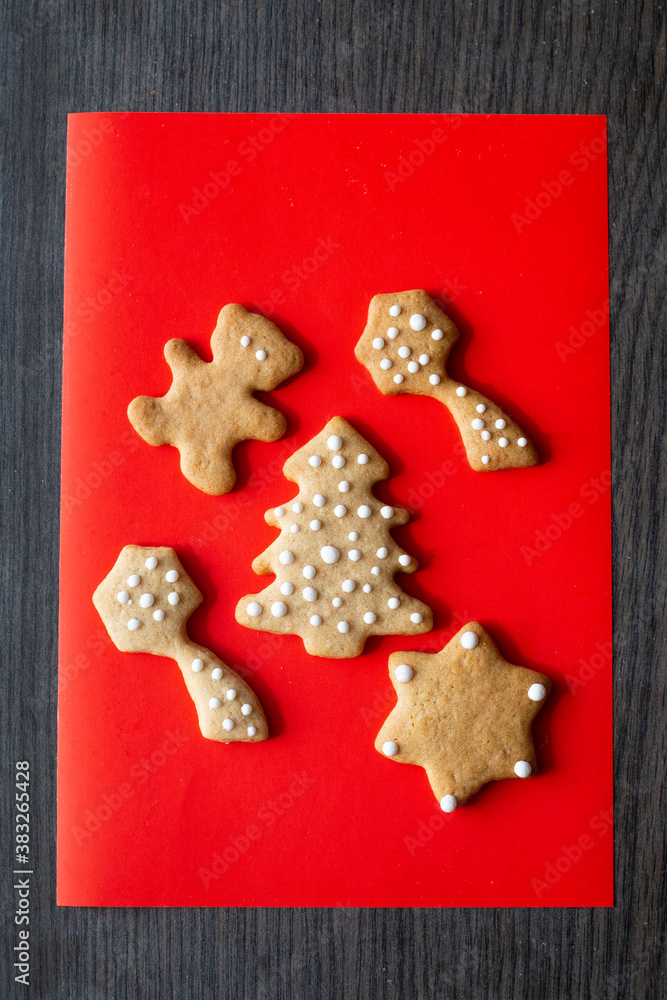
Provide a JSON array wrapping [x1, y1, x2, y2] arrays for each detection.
[[376, 622, 550, 809], [128, 304, 304, 494], [93, 545, 268, 742], [355, 290, 539, 471], [236, 417, 433, 658]]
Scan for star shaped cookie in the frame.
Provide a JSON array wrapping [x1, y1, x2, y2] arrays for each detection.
[[128, 304, 303, 494], [375, 622, 550, 810]]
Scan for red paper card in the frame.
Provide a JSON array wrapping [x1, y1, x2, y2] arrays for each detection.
[[58, 113, 612, 907]]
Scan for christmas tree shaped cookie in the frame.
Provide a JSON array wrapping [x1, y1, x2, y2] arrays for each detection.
[[94, 545, 268, 742], [355, 290, 539, 471], [236, 417, 433, 658], [128, 304, 304, 494], [376, 622, 550, 809]]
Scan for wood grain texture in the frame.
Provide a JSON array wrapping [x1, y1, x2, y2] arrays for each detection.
[[1, 0, 665, 997]]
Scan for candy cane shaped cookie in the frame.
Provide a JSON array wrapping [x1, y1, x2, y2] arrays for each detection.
[[93, 546, 268, 742], [355, 290, 539, 471]]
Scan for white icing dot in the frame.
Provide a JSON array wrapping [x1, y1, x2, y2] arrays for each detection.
[[481, 430, 491, 441], [145, 556, 158, 570], [432, 329, 444, 340], [226, 689, 237, 700], [348, 531, 359, 541], [332, 597, 342, 608], [371, 566, 380, 576], [309, 519, 321, 531], [398, 554, 411, 567], [246, 602, 263, 617], [274, 506, 285, 517], [372, 337, 385, 349], [348, 549, 361, 561], [292, 502, 303, 513], [192, 658, 204, 672], [127, 619, 141, 631], [357, 453, 369, 464], [407, 361, 420, 373], [290, 524, 299, 533], [321, 546, 340, 564], [255, 349, 267, 361], [212, 668, 223, 680], [279, 550, 295, 564], [410, 612, 423, 624], [280, 582, 294, 596], [165, 570, 179, 583], [380, 358, 392, 370], [313, 494, 325, 507], [327, 435, 343, 451], [241, 703, 252, 715], [309, 455, 322, 467], [139, 593, 154, 608], [128, 574, 140, 587], [398, 345, 411, 359], [395, 664, 413, 682], [498, 437, 509, 448], [334, 505, 347, 517], [387, 597, 400, 609], [153, 609, 165, 621], [167, 592, 180, 605], [528, 683, 547, 701], [383, 741, 399, 756], [222, 718, 235, 731], [303, 587, 317, 602], [362, 584, 372, 593], [363, 611, 377, 624], [271, 601, 288, 617], [393, 373, 404, 384], [495, 418, 507, 430], [303, 565, 316, 579], [481, 455, 490, 465], [389, 304, 401, 317], [455, 386, 467, 397], [380, 506, 394, 519], [514, 760, 532, 778], [377, 547, 388, 559], [247, 726, 257, 736], [357, 505, 372, 518], [410, 313, 426, 331], [476, 403, 486, 413], [518, 437, 528, 447], [440, 794, 457, 813], [209, 697, 221, 709], [117, 591, 130, 604], [332, 455, 346, 468], [429, 374, 441, 385], [461, 630, 479, 649], [471, 418, 485, 430], [419, 354, 430, 365], [338, 481, 350, 493], [387, 327, 399, 339], [240, 335, 251, 346], [342, 579, 356, 593], [310, 615, 322, 626], [337, 621, 350, 633]]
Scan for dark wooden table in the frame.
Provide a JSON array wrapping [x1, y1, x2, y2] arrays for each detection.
[[2, 1, 665, 997]]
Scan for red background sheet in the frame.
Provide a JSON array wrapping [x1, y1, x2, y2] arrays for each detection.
[[58, 113, 612, 907]]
